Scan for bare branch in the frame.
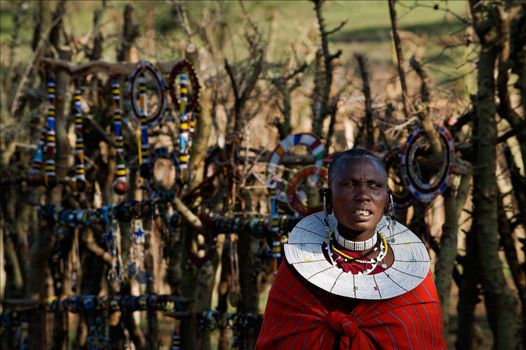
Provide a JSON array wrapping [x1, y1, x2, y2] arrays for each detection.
[[388, 0, 410, 119], [326, 20, 347, 36]]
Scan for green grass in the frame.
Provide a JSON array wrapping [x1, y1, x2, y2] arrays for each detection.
[[0, 0, 473, 107]]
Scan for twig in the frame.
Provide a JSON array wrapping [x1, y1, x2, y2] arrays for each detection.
[[9, 14, 64, 116]]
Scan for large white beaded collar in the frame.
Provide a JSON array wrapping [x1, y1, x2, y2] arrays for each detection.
[[284, 212, 430, 300]]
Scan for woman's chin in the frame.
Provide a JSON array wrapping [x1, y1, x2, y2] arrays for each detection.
[[338, 222, 376, 238]]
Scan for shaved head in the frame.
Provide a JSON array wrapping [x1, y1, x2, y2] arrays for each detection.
[[328, 148, 387, 188]]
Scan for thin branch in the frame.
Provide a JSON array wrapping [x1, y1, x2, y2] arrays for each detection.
[[388, 0, 410, 119]]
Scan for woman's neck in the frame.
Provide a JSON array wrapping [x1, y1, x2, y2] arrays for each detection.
[[336, 223, 375, 241]]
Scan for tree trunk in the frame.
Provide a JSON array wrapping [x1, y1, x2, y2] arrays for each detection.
[[455, 224, 479, 350], [434, 184, 458, 337], [237, 231, 260, 350], [117, 4, 139, 62], [472, 17, 520, 347]]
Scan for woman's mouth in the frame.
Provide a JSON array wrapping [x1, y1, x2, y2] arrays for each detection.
[[352, 209, 373, 220]]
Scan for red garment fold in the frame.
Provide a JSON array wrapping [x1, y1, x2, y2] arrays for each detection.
[[256, 262, 446, 350]]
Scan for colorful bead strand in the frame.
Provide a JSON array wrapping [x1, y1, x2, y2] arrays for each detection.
[[138, 73, 151, 178], [111, 78, 129, 195], [44, 77, 57, 187], [27, 125, 48, 186], [268, 184, 281, 271], [73, 81, 86, 191], [170, 318, 182, 350], [178, 73, 190, 169]]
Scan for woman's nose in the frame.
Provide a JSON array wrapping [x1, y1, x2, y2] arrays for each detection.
[[353, 184, 371, 200]]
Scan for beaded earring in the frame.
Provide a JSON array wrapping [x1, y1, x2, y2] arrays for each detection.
[[322, 189, 332, 226], [387, 193, 396, 237]]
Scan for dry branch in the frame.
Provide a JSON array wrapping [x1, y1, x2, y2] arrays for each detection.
[[409, 56, 443, 158], [312, 0, 343, 137], [388, 0, 410, 120]]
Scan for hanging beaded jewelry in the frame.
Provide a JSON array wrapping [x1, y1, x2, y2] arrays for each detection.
[[104, 219, 125, 282], [28, 124, 48, 186], [44, 77, 57, 187], [387, 193, 396, 238], [178, 73, 190, 168], [171, 318, 182, 350], [111, 78, 129, 195], [127, 220, 148, 284], [268, 182, 280, 272], [129, 61, 167, 179], [72, 80, 86, 192], [138, 72, 151, 179], [169, 60, 200, 175]]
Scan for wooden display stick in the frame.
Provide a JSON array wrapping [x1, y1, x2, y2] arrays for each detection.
[[40, 58, 182, 77]]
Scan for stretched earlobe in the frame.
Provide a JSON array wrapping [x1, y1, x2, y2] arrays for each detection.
[[322, 189, 333, 216], [386, 193, 396, 236]]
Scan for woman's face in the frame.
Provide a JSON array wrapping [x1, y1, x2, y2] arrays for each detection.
[[330, 158, 388, 238]]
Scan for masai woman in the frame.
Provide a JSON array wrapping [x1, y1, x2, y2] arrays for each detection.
[[257, 148, 446, 349]]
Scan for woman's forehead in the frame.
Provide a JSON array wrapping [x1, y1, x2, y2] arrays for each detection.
[[333, 158, 387, 182]]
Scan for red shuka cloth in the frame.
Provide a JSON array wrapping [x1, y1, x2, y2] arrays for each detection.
[[256, 262, 446, 350]]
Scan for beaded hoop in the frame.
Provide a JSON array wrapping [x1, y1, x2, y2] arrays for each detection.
[[286, 166, 328, 217], [150, 147, 179, 200], [128, 60, 167, 127], [267, 133, 324, 237], [168, 59, 201, 113], [267, 133, 324, 183], [129, 61, 167, 178], [400, 125, 455, 203]]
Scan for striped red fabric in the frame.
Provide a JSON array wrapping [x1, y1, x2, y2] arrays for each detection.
[[256, 262, 446, 350]]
